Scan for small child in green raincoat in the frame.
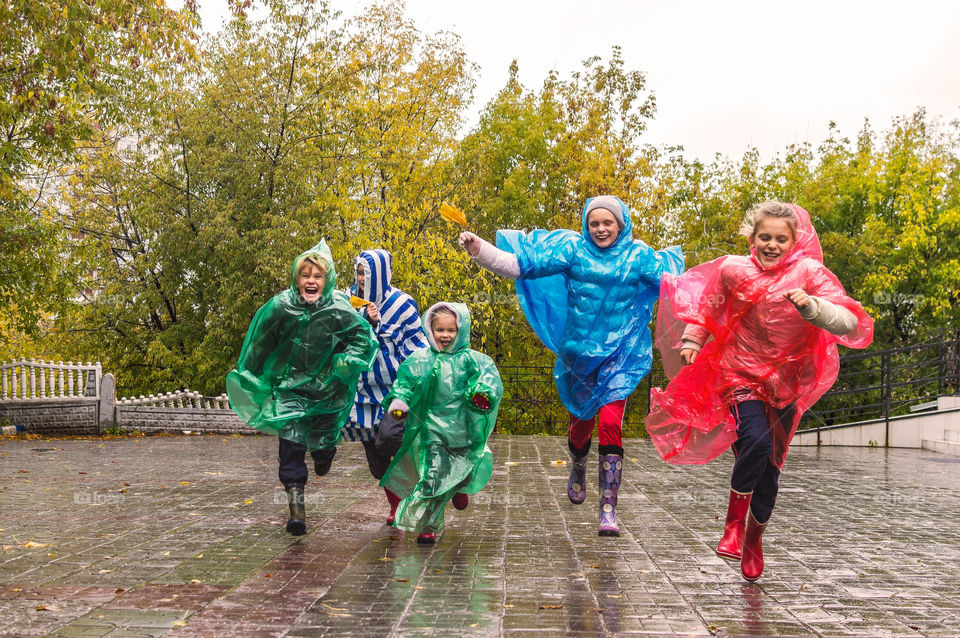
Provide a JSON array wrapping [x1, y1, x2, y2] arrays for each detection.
[[380, 302, 502, 543], [226, 240, 378, 535]]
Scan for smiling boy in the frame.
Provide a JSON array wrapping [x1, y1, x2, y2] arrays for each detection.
[[227, 241, 378, 535]]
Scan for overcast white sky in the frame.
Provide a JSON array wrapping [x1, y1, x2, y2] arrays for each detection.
[[191, 0, 960, 162]]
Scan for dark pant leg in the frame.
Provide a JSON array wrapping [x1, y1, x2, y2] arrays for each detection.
[[278, 437, 308, 489], [362, 439, 391, 480], [750, 403, 793, 522], [750, 462, 780, 523], [729, 400, 773, 494]]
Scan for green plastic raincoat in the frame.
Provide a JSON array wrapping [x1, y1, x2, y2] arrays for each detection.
[[226, 241, 378, 451], [380, 303, 502, 533]]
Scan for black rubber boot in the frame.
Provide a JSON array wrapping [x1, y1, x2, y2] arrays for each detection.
[[286, 487, 306, 536]]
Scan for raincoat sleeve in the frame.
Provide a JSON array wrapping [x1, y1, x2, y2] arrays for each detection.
[[494, 229, 579, 354], [391, 309, 428, 362], [654, 256, 735, 379], [225, 296, 289, 425], [651, 245, 686, 283], [798, 260, 874, 348], [383, 350, 433, 411], [329, 292, 379, 382], [235, 299, 282, 379], [496, 229, 578, 279], [463, 351, 503, 444]]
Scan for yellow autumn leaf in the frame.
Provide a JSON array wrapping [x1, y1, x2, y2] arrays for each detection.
[[439, 202, 467, 227], [23, 541, 49, 548], [349, 296, 368, 309]]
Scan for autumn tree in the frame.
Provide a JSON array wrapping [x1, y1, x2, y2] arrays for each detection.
[[0, 0, 197, 348]]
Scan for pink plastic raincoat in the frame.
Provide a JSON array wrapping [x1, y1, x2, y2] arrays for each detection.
[[646, 205, 873, 467]]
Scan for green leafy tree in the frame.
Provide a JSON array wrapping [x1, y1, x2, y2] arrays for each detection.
[[0, 0, 197, 337]]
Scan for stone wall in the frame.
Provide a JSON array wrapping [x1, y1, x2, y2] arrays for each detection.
[[0, 399, 99, 435], [115, 405, 247, 434]]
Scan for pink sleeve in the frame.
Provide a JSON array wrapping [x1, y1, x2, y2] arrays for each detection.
[[681, 324, 710, 346]]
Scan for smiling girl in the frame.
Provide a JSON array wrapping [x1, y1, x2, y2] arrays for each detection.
[[459, 196, 683, 536], [646, 202, 873, 581]]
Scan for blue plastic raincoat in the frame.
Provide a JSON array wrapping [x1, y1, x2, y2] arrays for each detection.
[[496, 197, 683, 420]]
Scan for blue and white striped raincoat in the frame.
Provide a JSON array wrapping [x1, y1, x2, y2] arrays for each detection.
[[342, 249, 428, 442]]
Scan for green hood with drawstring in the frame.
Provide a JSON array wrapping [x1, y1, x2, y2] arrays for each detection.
[[380, 302, 503, 533], [226, 240, 378, 451]]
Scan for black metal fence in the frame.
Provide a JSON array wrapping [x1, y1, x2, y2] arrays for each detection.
[[495, 330, 960, 437], [798, 332, 960, 431], [497, 362, 668, 438]]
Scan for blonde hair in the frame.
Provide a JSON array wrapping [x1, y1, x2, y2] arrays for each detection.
[[430, 307, 457, 327], [738, 201, 798, 239], [296, 255, 329, 275]]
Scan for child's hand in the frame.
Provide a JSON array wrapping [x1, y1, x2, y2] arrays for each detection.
[[365, 302, 379, 326], [471, 392, 491, 411], [459, 232, 482, 258], [680, 348, 698, 366], [784, 288, 811, 310]]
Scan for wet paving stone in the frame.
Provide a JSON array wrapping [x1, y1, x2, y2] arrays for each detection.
[[1, 434, 960, 636]]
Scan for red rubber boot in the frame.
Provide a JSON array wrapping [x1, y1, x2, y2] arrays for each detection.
[[385, 488, 401, 525], [741, 510, 768, 582], [716, 489, 752, 560]]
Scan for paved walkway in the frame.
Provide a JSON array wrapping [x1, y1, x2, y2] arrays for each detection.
[[1, 433, 959, 637]]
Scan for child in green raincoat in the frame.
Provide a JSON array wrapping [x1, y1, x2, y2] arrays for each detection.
[[380, 302, 502, 543], [226, 240, 378, 535]]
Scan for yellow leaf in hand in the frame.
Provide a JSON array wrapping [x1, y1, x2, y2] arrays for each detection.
[[349, 296, 368, 309]]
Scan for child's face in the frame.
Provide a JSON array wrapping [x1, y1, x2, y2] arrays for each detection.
[[751, 217, 796, 268], [355, 264, 365, 296], [431, 313, 458, 350], [587, 208, 620, 248], [297, 262, 326, 303]]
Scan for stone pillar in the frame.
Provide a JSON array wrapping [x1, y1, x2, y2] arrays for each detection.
[[98, 373, 116, 434]]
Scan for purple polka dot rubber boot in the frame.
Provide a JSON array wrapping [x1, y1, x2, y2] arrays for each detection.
[[598, 454, 622, 537], [567, 450, 589, 504]]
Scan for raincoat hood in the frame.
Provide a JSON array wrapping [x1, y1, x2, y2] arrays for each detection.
[[423, 302, 471, 353], [748, 204, 823, 272], [351, 249, 393, 304], [291, 240, 337, 303], [582, 195, 633, 250]]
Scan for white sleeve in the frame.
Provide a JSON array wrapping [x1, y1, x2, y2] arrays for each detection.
[[799, 296, 858, 336], [386, 398, 409, 414], [472, 237, 520, 280]]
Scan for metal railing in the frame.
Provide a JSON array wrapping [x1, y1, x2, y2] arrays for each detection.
[[497, 362, 667, 437], [495, 330, 959, 438], [798, 332, 960, 435]]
